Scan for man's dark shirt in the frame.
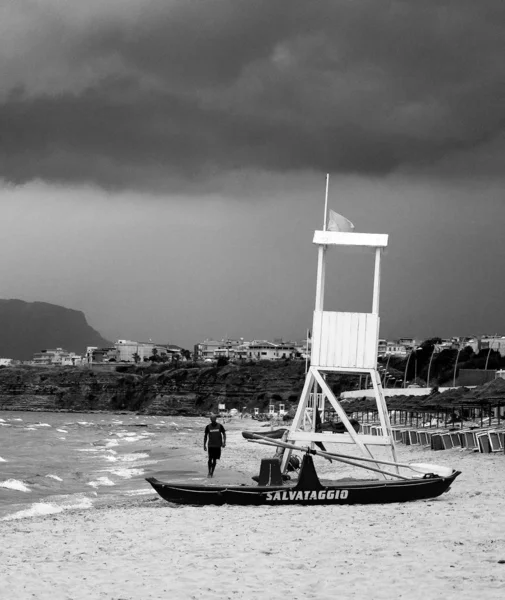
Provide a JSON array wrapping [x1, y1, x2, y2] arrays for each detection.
[[205, 423, 226, 448]]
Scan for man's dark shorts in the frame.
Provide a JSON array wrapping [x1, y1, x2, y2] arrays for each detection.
[[208, 447, 221, 460]]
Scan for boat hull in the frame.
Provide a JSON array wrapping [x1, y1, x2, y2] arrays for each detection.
[[250, 428, 287, 439], [146, 471, 460, 506]]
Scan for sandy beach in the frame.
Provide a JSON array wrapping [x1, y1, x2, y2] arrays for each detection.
[[2, 419, 505, 600]]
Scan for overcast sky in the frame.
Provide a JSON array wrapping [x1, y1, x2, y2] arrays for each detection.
[[1, 1, 505, 349]]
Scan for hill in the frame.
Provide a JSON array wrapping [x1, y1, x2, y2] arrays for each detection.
[[0, 299, 112, 360]]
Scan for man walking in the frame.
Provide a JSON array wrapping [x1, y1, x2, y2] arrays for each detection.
[[203, 414, 226, 478]]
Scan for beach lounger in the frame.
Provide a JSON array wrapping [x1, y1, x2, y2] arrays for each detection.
[[418, 431, 430, 446], [488, 431, 504, 453], [408, 430, 420, 445], [462, 431, 478, 451], [476, 432, 492, 453], [370, 426, 383, 436], [441, 433, 454, 450], [392, 429, 403, 442], [450, 433, 461, 447]]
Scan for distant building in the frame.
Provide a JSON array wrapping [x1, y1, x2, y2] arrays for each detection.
[[86, 347, 97, 364], [114, 340, 181, 362], [194, 339, 221, 361], [479, 336, 505, 356], [32, 348, 83, 365], [214, 345, 248, 361], [246, 341, 296, 361], [385, 342, 408, 357], [61, 354, 84, 366], [194, 339, 241, 361], [397, 338, 419, 350], [377, 340, 408, 358], [194, 338, 298, 362], [446, 337, 479, 353], [0, 358, 14, 366], [90, 347, 118, 363]]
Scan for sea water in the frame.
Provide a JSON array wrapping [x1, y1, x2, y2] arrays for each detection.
[[0, 411, 208, 521]]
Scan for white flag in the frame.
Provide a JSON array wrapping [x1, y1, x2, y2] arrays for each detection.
[[327, 210, 355, 232]]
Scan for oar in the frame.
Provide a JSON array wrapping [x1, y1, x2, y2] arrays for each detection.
[[245, 432, 453, 477], [244, 433, 410, 480], [243, 432, 453, 478]]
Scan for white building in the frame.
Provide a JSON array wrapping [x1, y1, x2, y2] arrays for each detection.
[[246, 341, 296, 361], [60, 354, 84, 366], [397, 338, 419, 350], [214, 345, 248, 361], [385, 342, 408, 357], [195, 339, 242, 361], [194, 339, 222, 361], [32, 348, 82, 365], [115, 340, 173, 362], [480, 336, 505, 356]]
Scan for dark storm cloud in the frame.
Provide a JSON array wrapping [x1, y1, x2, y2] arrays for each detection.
[[2, 0, 505, 189]]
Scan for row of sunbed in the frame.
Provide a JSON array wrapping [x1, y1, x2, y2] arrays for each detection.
[[360, 422, 505, 454]]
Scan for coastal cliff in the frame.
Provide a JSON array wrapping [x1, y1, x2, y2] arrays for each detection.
[[0, 362, 335, 415], [3, 362, 501, 418]]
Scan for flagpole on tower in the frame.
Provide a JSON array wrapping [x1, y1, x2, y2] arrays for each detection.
[[323, 173, 330, 231]]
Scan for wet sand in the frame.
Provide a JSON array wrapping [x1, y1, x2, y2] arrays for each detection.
[[2, 419, 505, 599]]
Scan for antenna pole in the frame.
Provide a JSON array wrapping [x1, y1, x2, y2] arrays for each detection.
[[323, 173, 329, 231]]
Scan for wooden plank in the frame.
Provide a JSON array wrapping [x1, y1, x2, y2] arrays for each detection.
[[364, 314, 379, 368], [313, 366, 378, 374], [328, 311, 338, 368], [288, 431, 393, 446], [356, 314, 367, 368], [313, 231, 389, 248], [314, 246, 326, 310], [349, 313, 359, 368], [371, 315, 380, 367], [372, 248, 381, 314], [340, 313, 352, 368], [321, 312, 332, 368], [333, 312, 342, 368], [311, 311, 323, 366]]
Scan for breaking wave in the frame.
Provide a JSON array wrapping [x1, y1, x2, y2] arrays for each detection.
[[1, 495, 95, 521], [0, 479, 31, 492]]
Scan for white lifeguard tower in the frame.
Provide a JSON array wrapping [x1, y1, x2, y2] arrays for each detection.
[[281, 178, 398, 476]]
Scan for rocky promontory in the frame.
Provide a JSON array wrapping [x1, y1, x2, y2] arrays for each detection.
[[0, 299, 111, 359]]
